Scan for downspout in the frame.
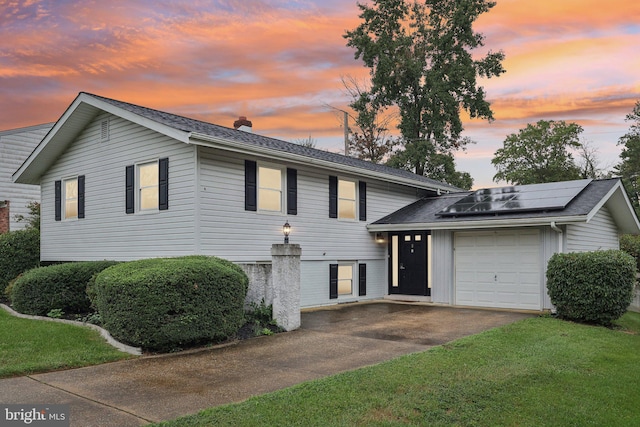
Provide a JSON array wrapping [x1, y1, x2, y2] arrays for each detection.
[[550, 221, 563, 253]]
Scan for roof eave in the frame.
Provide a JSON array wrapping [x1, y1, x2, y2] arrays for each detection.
[[367, 214, 589, 232], [13, 93, 191, 184], [189, 132, 453, 193], [587, 180, 640, 234]]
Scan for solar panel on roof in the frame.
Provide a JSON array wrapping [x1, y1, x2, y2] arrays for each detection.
[[437, 179, 592, 217]]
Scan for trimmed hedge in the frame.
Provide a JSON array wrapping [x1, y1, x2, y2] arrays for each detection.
[[92, 256, 249, 352], [546, 250, 636, 325], [11, 261, 119, 316], [0, 228, 40, 291]]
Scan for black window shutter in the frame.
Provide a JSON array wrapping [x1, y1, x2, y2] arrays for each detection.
[[287, 168, 297, 215], [245, 160, 257, 211], [329, 176, 338, 218], [78, 175, 85, 219], [329, 263, 338, 299], [159, 157, 169, 211], [359, 181, 367, 221], [54, 180, 61, 221], [125, 165, 134, 214], [359, 263, 367, 296]]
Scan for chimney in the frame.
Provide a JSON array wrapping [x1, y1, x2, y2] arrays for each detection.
[[233, 116, 253, 133]]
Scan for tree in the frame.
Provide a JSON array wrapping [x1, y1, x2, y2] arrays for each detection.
[[292, 136, 317, 149], [576, 140, 608, 179], [342, 76, 398, 163], [614, 100, 640, 211], [344, 0, 505, 177], [492, 120, 583, 185], [14, 201, 40, 231]]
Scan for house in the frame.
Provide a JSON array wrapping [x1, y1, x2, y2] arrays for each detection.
[[13, 92, 640, 311], [0, 123, 53, 232]]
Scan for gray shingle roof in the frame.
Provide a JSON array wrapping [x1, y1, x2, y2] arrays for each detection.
[[372, 178, 620, 225], [86, 92, 459, 192]]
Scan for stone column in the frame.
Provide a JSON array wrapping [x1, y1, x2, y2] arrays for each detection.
[[271, 243, 301, 331]]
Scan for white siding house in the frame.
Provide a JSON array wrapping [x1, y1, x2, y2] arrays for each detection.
[[0, 123, 52, 231], [13, 93, 455, 308], [14, 92, 640, 311]]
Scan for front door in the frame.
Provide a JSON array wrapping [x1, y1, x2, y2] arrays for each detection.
[[389, 232, 430, 296]]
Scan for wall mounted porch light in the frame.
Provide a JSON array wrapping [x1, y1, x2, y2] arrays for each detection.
[[375, 232, 385, 243], [283, 221, 291, 244]]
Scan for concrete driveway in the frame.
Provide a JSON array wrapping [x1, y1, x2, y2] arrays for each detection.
[[0, 302, 533, 426]]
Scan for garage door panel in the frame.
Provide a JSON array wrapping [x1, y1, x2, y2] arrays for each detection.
[[454, 230, 541, 310]]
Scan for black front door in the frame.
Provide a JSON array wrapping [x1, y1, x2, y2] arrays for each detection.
[[390, 232, 430, 296]]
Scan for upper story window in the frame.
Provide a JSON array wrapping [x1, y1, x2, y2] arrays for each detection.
[[55, 175, 85, 222], [245, 160, 297, 215], [125, 158, 169, 214], [138, 161, 159, 211], [338, 179, 356, 220], [64, 178, 78, 219], [258, 166, 283, 212], [329, 176, 366, 221]]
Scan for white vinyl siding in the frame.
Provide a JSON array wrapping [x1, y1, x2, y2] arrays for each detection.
[[566, 207, 619, 252], [197, 146, 419, 264], [0, 123, 51, 231], [40, 113, 196, 261]]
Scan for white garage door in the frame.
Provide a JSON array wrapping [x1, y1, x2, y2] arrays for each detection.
[[455, 229, 541, 310]]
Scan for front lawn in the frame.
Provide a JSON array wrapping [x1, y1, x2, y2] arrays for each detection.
[[155, 312, 640, 426], [0, 308, 133, 378]]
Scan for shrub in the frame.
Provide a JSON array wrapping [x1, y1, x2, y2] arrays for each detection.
[[546, 250, 636, 325], [92, 256, 249, 352], [0, 228, 40, 291], [620, 234, 640, 272], [10, 261, 118, 316]]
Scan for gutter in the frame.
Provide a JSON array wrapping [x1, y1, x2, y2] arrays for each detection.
[[550, 221, 563, 253], [367, 215, 587, 232]]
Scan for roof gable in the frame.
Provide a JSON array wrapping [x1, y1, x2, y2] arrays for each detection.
[[14, 92, 458, 193]]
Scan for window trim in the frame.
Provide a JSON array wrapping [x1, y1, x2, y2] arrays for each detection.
[[126, 158, 169, 214], [137, 160, 160, 212]]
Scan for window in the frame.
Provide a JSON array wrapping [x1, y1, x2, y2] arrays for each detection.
[[338, 179, 356, 220], [125, 158, 169, 214], [338, 264, 353, 296], [245, 160, 297, 215], [329, 176, 366, 221], [55, 176, 84, 221], [258, 166, 283, 212], [330, 263, 367, 299], [138, 161, 159, 211], [64, 178, 78, 219]]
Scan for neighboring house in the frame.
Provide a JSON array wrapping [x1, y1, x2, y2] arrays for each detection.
[[0, 123, 53, 232], [13, 92, 640, 311]]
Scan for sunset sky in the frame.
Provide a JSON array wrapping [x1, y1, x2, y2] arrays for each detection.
[[1, 0, 639, 188]]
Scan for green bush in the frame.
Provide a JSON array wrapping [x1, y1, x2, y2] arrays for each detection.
[[10, 261, 118, 316], [92, 256, 249, 352], [620, 234, 640, 272], [0, 228, 40, 292], [546, 250, 636, 325]]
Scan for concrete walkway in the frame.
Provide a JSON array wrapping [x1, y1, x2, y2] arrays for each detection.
[[0, 302, 533, 426]]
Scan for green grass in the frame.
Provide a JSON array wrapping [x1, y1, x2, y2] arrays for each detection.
[[154, 312, 640, 427], [0, 308, 133, 378]]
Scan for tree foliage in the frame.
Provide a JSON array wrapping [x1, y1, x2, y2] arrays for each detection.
[[614, 100, 640, 211], [14, 201, 40, 231], [344, 0, 504, 178], [492, 120, 583, 185], [342, 76, 398, 163]]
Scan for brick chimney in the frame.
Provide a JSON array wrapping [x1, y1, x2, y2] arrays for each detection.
[[233, 116, 253, 132]]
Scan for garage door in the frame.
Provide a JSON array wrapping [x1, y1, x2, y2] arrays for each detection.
[[455, 229, 541, 310]]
